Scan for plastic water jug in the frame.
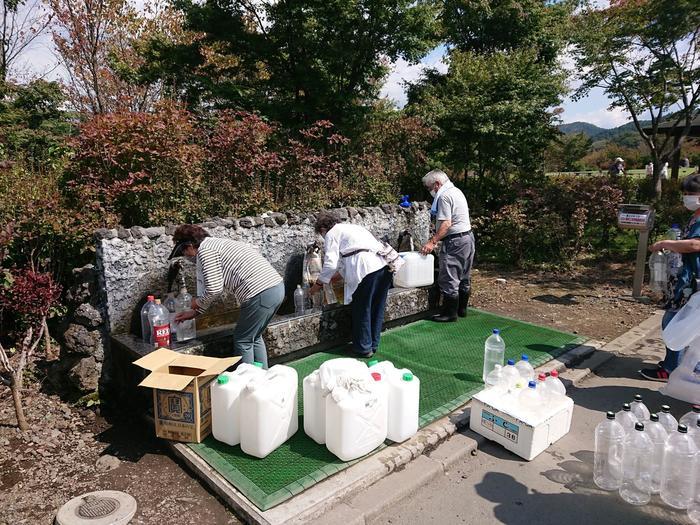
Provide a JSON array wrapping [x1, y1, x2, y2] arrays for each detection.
[[649, 251, 668, 292], [615, 403, 638, 433], [369, 362, 420, 443], [515, 355, 535, 382], [518, 381, 541, 415], [544, 370, 566, 397], [689, 478, 700, 525], [663, 346, 700, 404], [667, 225, 683, 276], [663, 292, 700, 351], [240, 365, 298, 458], [658, 405, 679, 433], [149, 299, 171, 348], [140, 295, 156, 343], [482, 329, 505, 382], [630, 394, 650, 422], [304, 359, 371, 444], [620, 422, 653, 505], [164, 293, 178, 337], [645, 414, 669, 493], [393, 252, 434, 288], [211, 364, 267, 446], [294, 285, 306, 315], [501, 359, 521, 391], [325, 375, 388, 461], [593, 411, 626, 491], [660, 424, 699, 509], [485, 365, 506, 391], [175, 285, 196, 342]]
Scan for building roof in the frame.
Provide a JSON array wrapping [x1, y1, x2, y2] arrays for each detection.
[[643, 114, 700, 136]]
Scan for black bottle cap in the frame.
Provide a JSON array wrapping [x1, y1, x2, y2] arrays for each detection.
[[635, 422, 645, 431], [678, 424, 688, 433], [622, 403, 631, 411], [606, 411, 615, 420], [661, 405, 671, 413], [634, 394, 643, 401], [650, 414, 659, 422]]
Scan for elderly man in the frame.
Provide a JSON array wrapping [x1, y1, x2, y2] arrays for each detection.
[[421, 169, 475, 322]]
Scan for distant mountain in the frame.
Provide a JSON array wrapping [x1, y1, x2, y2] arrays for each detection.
[[558, 120, 651, 141]]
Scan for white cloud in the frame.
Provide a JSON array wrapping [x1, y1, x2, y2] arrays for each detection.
[[380, 50, 448, 108], [560, 106, 631, 128]]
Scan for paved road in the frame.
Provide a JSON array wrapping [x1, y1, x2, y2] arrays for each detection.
[[373, 331, 695, 525]]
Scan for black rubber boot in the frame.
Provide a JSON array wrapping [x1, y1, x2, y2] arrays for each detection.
[[458, 290, 470, 318], [432, 295, 459, 322]]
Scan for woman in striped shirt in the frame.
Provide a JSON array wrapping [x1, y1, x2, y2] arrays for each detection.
[[171, 225, 284, 368]]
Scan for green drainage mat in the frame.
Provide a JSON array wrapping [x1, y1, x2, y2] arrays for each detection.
[[188, 309, 585, 510]]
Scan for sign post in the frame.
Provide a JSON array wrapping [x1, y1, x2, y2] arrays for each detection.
[[617, 204, 655, 299]]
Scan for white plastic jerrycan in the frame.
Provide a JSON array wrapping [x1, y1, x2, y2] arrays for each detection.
[[211, 363, 267, 446], [240, 365, 298, 458], [369, 360, 420, 442], [393, 252, 434, 288], [661, 293, 700, 404], [325, 375, 388, 461], [304, 359, 371, 445]]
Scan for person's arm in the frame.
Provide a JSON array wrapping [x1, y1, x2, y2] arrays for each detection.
[[317, 231, 340, 284], [421, 220, 452, 255], [195, 246, 225, 313], [650, 239, 700, 254]]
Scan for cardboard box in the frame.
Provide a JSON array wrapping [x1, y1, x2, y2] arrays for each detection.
[[134, 349, 239, 443], [469, 388, 574, 461]]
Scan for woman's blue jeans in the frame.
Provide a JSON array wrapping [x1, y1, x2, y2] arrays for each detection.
[[661, 309, 682, 372]]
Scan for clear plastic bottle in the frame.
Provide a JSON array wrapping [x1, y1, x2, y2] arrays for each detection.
[[482, 329, 506, 382], [645, 413, 669, 494], [514, 354, 535, 382], [615, 403, 638, 433], [649, 251, 668, 292], [619, 422, 653, 505], [658, 404, 679, 434], [175, 284, 196, 342], [680, 405, 700, 430], [294, 285, 306, 315], [667, 224, 683, 276], [544, 370, 566, 397], [148, 299, 171, 348], [536, 372, 549, 399], [630, 394, 651, 422], [501, 359, 521, 392], [690, 485, 700, 525], [660, 424, 699, 509], [164, 293, 178, 338], [691, 420, 700, 450], [140, 295, 156, 343], [594, 411, 626, 491], [485, 364, 505, 391], [518, 381, 541, 415]]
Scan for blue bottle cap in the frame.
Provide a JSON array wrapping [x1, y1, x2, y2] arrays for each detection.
[[507, 359, 515, 366], [672, 223, 680, 228], [492, 329, 500, 335], [528, 381, 536, 388], [521, 354, 529, 361]]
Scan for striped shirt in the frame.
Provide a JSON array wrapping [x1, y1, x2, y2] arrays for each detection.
[[195, 237, 283, 313]]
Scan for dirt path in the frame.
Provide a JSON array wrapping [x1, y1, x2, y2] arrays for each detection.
[[0, 262, 660, 525]]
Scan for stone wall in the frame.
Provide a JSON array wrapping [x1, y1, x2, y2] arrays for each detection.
[[95, 203, 431, 335]]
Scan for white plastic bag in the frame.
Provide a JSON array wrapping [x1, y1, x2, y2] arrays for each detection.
[[661, 343, 700, 405], [662, 293, 700, 350]]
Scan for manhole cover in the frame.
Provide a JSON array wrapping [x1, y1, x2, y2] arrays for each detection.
[[56, 490, 136, 525]]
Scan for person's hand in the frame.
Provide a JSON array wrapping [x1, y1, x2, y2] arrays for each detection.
[[331, 272, 342, 283], [421, 240, 436, 255], [650, 240, 669, 252], [175, 310, 196, 323], [191, 297, 199, 310], [310, 282, 322, 295]]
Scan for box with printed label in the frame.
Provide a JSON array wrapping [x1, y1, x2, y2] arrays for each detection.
[[133, 349, 239, 443], [469, 388, 574, 461]]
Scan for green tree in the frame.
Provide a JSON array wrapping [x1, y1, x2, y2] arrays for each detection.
[[142, 0, 439, 130], [571, 0, 700, 194], [407, 48, 565, 180], [545, 132, 593, 172]]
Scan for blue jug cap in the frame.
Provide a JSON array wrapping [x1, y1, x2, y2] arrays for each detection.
[[507, 359, 515, 366], [521, 354, 529, 361], [492, 329, 500, 335], [528, 381, 536, 388]]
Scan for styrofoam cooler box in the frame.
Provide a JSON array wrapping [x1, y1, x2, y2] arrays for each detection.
[[469, 388, 574, 460]]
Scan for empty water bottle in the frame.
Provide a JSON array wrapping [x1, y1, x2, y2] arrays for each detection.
[[501, 359, 521, 392], [630, 394, 650, 422], [649, 251, 668, 292], [667, 224, 683, 276], [140, 295, 156, 343], [518, 381, 541, 414], [619, 422, 653, 506], [294, 285, 306, 315], [690, 484, 700, 525], [645, 414, 668, 493], [594, 411, 626, 491], [661, 424, 699, 509], [615, 403, 638, 433], [515, 354, 535, 382], [544, 370, 566, 397], [482, 329, 506, 382], [680, 405, 700, 430], [658, 405, 679, 434]]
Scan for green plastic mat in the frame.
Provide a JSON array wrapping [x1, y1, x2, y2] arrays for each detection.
[[188, 309, 585, 510]]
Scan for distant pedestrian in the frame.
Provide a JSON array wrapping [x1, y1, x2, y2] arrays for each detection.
[[421, 169, 475, 322], [660, 161, 669, 180], [645, 161, 654, 178]]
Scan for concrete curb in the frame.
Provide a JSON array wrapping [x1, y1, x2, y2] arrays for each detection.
[[170, 312, 664, 525]]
